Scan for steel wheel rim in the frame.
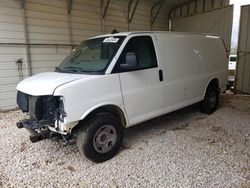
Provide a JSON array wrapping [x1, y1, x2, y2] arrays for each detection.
[[93, 125, 117, 154]]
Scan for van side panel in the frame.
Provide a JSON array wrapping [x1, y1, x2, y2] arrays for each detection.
[[155, 33, 227, 111]]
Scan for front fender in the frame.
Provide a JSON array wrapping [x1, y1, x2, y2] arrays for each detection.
[[80, 102, 129, 127]]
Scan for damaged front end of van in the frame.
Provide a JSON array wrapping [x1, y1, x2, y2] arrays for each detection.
[[16, 92, 66, 142], [15, 72, 84, 143]]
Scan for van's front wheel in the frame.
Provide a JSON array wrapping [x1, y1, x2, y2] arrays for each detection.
[[200, 86, 219, 114], [77, 113, 123, 162]]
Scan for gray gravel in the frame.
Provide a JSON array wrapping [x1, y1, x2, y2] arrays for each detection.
[[0, 95, 249, 188]]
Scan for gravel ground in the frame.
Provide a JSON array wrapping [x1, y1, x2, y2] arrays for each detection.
[[0, 95, 249, 188]]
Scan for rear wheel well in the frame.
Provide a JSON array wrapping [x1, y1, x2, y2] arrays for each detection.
[[71, 105, 126, 135], [207, 78, 219, 90]]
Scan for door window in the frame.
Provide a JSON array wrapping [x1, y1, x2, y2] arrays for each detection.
[[116, 36, 157, 72]]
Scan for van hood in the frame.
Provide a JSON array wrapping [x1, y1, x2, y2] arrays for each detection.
[[17, 72, 87, 96]]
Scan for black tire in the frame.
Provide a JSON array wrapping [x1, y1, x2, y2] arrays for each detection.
[[77, 113, 123, 163], [200, 86, 219, 114]]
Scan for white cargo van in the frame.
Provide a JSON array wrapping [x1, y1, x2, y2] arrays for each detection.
[[16, 32, 227, 162]]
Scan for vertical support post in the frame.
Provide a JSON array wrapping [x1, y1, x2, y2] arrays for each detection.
[[211, 0, 215, 9], [219, 0, 224, 7], [150, 0, 165, 30], [194, 0, 197, 14], [67, 0, 73, 47], [202, 0, 206, 12], [128, 0, 139, 31], [101, 0, 110, 33], [187, 2, 190, 16], [21, 0, 32, 76], [67, 15, 73, 46]]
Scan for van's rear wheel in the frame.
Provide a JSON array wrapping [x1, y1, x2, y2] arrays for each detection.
[[200, 86, 219, 114], [77, 113, 123, 162]]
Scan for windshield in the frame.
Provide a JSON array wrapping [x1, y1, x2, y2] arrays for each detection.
[[56, 36, 125, 74]]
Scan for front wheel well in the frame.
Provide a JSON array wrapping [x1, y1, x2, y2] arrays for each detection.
[[71, 105, 127, 135]]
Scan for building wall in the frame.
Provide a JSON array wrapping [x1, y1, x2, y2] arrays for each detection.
[[0, 0, 27, 109], [0, 0, 170, 110], [172, 6, 233, 52], [170, 0, 232, 51], [25, 0, 72, 75], [235, 5, 250, 94], [170, 0, 230, 18]]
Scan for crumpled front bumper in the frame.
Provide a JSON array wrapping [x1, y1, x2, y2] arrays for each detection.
[[16, 119, 54, 143]]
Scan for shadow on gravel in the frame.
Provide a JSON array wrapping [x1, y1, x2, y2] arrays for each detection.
[[122, 103, 205, 145]]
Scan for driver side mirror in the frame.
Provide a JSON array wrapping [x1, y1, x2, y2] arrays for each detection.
[[120, 52, 138, 70]]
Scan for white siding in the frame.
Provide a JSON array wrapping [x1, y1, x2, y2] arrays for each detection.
[[30, 47, 71, 75], [0, 45, 28, 109], [130, 0, 169, 31], [235, 5, 250, 94], [182, 4, 188, 16], [129, 3, 151, 31], [25, 0, 72, 75], [196, 0, 203, 13], [0, 0, 28, 110], [172, 5, 233, 52], [26, 0, 69, 44], [152, 2, 169, 31], [71, 0, 102, 44], [205, 0, 212, 11], [105, 0, 127, 32], [173, 0, 230, 18], [189, 1, 196, 15]]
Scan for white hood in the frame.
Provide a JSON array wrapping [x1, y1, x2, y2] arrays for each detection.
[[17, 72, 86, 96]]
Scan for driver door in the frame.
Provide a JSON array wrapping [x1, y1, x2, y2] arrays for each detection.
[[116, 36, 165, 126]]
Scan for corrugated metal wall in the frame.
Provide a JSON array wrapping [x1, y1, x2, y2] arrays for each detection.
[[71, 0, 102, 44], [26, 0, 72, 75], [171, 5, 233, 52], [0, 0, 169, 110], [235, 5, 250, 94], [170, 0, 229, 18], [169, 0, 232, 53], [0, 0, 28, 109]]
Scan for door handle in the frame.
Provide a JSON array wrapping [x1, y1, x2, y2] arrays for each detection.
[[159, 70, 163, 82]]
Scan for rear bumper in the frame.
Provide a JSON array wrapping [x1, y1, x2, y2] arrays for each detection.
[[16, 119, 53, 143]]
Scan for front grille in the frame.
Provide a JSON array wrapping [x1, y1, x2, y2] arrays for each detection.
[[17, 91, 64, 127], [28, 96, 61, 126]]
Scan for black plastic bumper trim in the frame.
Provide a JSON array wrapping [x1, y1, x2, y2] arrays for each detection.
[[16, 119, 52, 143]]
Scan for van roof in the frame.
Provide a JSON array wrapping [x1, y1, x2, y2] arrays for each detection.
[[90, 31, 221, 39]]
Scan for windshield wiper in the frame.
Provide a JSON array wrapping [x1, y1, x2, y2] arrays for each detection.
[[55, 66, 84, 74], [55, 66, 102, 74], [55, 66, 62, 72], [63, 66, 85, 74]]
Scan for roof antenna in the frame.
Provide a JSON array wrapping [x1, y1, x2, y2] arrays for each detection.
[[111, 29, 119, 34]]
